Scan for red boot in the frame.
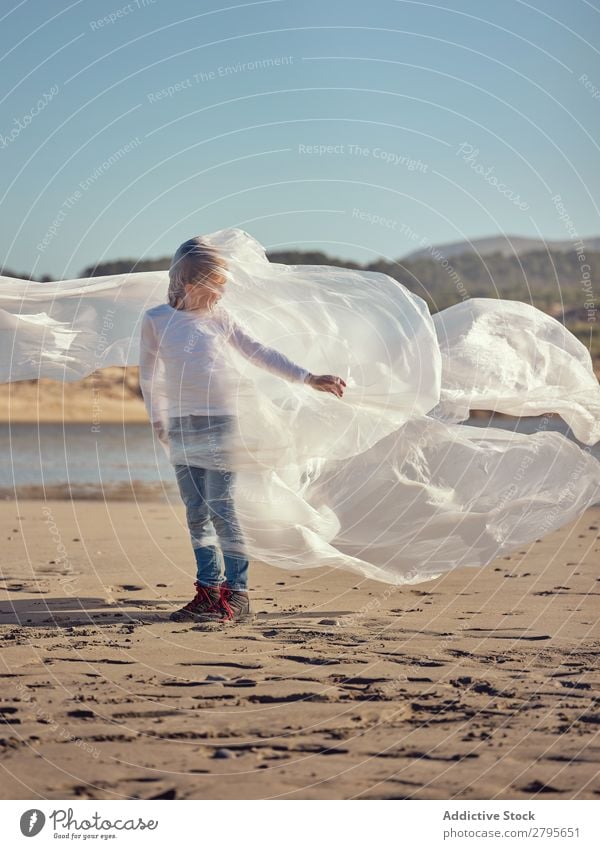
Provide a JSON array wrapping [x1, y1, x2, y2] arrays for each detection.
[[169, 582, 222, 622], [194, 584, 254, 624], [219, 584, 254, 623]]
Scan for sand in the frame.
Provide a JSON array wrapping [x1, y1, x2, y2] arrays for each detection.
[[0, 498, 598, 801], [0, 368, 148, 423]]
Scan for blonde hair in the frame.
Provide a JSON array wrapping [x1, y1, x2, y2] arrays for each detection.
[[168, 237, 225, 310]]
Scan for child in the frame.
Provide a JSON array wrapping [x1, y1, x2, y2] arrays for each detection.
[[139, 237, 346, 624]]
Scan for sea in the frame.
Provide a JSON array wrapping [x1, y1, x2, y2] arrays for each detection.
[[1, 414, 598, 501]]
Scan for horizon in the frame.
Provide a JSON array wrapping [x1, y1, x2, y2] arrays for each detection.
[[4, 228, 600, 281]]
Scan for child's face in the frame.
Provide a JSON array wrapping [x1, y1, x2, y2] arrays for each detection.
[[184, 260, 229, 311]]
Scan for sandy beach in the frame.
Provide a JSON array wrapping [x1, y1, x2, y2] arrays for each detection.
[[0, 368, 148, 424], [0, 497, 598, 801]]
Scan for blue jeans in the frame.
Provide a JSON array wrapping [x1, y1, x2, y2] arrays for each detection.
[[170, 414, 249, 591]]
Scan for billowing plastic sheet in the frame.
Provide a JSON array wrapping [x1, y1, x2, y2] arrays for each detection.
[[1, 227, 598, 584]]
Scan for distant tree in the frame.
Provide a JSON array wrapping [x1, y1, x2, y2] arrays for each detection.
[[0, 268, 55, 281], [80, 257, 171, 277], [267, 250, 362, 269]]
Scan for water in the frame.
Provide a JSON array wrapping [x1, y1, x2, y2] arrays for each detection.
[[1, 414, 598, 500], [0, 422, 177, 500]]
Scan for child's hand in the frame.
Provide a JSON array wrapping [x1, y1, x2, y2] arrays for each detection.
[[305, 373, 346, 398], [152, 421, 167, 443]]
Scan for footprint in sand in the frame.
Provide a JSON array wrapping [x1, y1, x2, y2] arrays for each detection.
[[520, 779, 563, 794]]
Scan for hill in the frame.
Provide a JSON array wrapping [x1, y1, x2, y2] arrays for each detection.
[[403, 234, 600, 261]]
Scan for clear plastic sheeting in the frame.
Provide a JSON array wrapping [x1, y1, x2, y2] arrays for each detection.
[[430, 298, 600, 444], [1, 227, 599, 584]]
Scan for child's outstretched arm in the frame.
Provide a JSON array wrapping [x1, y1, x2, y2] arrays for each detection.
[[225, 314, 310, 384], [225, 313, 345, 398]]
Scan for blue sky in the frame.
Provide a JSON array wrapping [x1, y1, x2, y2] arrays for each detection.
[[1, 0, 599, 278]]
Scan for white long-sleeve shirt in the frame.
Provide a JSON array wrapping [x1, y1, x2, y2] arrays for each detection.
[[139, 302, 310, 422]]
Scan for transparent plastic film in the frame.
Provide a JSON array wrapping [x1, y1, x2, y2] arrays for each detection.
[[1, 227, 599, 584]]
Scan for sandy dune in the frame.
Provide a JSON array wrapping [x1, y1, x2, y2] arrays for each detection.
[[0, 368, 148, 423], [0, 499, 598, 800]]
